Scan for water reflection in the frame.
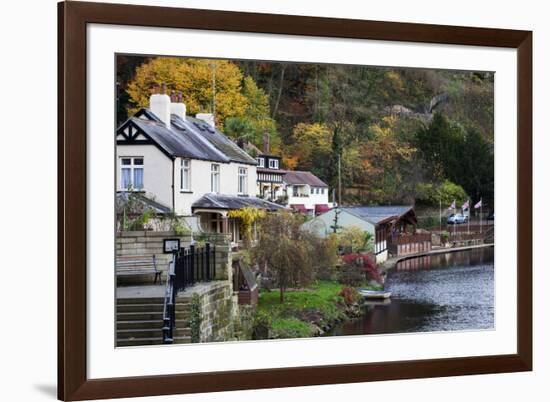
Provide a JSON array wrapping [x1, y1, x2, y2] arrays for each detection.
[[328, 247, 494, 336]]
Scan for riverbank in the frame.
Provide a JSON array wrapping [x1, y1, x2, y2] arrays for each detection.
[[255, 281, 368, 339]]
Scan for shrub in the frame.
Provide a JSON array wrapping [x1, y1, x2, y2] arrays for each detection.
[[340, 253, 382, 285], [339, 286, 360, 305], [337, 226, 374, 253], [251, 310, 272, 340]]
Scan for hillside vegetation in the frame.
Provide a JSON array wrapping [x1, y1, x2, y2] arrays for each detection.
[[117, 57, 494, 208]]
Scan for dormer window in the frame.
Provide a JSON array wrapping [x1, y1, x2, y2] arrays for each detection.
[[268, 159, 279, 169], [257, 157, 265, 168]]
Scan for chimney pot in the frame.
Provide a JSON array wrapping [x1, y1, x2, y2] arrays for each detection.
[[150, 93, 171, 128], [196, 113, 215, 128]]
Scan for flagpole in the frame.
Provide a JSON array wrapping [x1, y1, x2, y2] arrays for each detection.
[[467, 198, 470, 234], [480, 197, 483, 234], [454, 203, 457, 237], [439, 198, 442, 233]]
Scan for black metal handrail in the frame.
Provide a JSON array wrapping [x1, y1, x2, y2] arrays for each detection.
[[174, 243, 216, 293], [162, 243, 216, 344], [162, 255, 176, 344]]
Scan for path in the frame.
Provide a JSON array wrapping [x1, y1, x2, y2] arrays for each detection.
[[380, 243, 495, 272]]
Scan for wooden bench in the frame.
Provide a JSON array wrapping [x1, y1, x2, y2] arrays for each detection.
[[116, 255, 162, 284]]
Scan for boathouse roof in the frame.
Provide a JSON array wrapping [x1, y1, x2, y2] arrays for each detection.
[[342, 205, 416, 225]]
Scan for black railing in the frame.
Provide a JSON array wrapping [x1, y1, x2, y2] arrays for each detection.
[[162, 243, 216, 344], [174, 243, 216, 293], [162, 256, 176, 344]]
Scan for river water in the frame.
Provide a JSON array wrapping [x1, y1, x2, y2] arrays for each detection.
[[328, 247, 494, 336]]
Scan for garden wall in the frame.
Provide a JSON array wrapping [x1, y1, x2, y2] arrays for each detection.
[[116, 231, 193, 276], [176, 281, 236, 343], [116, 230, 232, 284]]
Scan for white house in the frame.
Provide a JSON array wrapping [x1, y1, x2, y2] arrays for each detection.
[[302, 205, 418, 263], [283, 171, 331, 216], [116, 92, 283, 241]]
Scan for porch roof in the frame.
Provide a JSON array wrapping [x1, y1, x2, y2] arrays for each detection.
[[116, 191, 171, 214], [191, 194, 285, 212]]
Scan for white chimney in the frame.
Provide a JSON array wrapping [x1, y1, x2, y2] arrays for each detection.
[[170, 102, 186, 121], [150, 93, 171, 128], [196, 113, 215, 128]]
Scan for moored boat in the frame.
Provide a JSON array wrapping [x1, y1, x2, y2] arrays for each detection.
[[358, 289, 392, 299]]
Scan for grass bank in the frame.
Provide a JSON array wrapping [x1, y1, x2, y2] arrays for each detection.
[[255, 281, 366, 339]]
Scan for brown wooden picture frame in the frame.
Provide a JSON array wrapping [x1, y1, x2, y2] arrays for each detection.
[[58, 1, 532, 400]]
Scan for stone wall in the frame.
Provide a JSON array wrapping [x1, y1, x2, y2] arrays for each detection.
[[176, 281, 235, 343], [116, 230, 232, 284], [116, 231, 193, 283]]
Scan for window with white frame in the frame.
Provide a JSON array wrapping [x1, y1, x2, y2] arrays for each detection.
[[257, 157, 265, 168], [211, 164, 220, 193], [238, 167, 248, 194], [120, 157, 144, 190], [268, 159, 279, 169], [310, 187, 314, 194], [181, 159, 191, 191]]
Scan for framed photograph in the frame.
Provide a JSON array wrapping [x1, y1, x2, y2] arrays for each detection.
[[58, 1, 532, 400]]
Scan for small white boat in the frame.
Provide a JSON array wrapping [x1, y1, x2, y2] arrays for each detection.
[[358, 289, 392, 299]]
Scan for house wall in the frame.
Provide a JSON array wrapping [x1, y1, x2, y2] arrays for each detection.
[[302, 209, 375, 237], [286, 184, 330, 210], [116, 143, 258, 216], [117, 144, 173, 209], [174, 157, 257, 216]]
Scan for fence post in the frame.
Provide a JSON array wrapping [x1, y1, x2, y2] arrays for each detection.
[[190, 244, 195, 285], [213, 245, 216, 279], [205, 243, 211, 280]]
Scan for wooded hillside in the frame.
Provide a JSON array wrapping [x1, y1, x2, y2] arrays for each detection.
[[117, 56, 494, 208]]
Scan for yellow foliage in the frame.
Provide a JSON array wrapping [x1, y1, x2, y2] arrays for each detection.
[[228, 207, 266, 245], [126, 58, 249, 130], [385, 71, 404, 93]]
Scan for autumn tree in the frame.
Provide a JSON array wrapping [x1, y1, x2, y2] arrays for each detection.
[[127, 58, 248, 130], [358, 116, 417, 203], [286, 122, 332, 174], [252, 211, 316, 303]]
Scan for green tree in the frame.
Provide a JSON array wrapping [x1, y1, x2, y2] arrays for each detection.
[[416, 180, 468, 207]]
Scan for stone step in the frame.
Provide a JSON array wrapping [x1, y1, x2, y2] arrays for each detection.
[[117, 311, 164, 321], [117, 303, 164, 313], [116, 336, 164, 347], [173, 336, 192, 344], [117, 327, 191, 339], [117, 297, 164, 305], [117, 320, 163, 330]]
